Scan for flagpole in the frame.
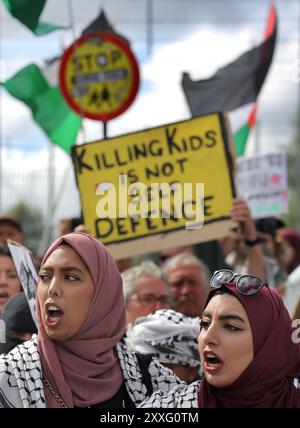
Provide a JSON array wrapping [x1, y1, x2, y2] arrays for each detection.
[[47, 140, 55, 227], [146, 0, 154, 57], [67, 0, 76, 41], [103, 121, 107, 139], [39, 0, 79, 253], [38, 157, 71, 256], [254, 119, 260, 154], [67, 0, 87, 142]]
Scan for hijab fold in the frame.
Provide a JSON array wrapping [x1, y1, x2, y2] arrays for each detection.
[[37, 233, 126, 408], [199, 283, 300, 408]]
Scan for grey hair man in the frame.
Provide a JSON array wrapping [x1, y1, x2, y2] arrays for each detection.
[[163, 253, 210, 317], [122, 260, 172, 326]]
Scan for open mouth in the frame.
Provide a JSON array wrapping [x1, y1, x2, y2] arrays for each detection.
[[203, 351, 224, 373], [45, 303, 64, 327], [0, 291, 9, 302], [206, 354, 222, 365]]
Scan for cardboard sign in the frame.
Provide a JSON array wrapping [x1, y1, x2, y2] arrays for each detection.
[[59, 32, 140, 121], [236, 152, 288, 219], [72, 113, 236, 259], [7, 241, 38, 327]]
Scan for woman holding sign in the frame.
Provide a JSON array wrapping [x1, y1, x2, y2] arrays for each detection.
[[0, 232, 180, 408], [138, 270, 300, 408]]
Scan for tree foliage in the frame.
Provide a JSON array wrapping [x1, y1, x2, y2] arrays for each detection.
[[8, 202, 43, 255]]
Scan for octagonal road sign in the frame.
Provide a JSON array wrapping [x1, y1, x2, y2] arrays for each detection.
[[59, 32, 140, 122]]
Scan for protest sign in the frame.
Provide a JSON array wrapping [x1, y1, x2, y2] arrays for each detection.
[[72, 113, 236, 259], [7, 241, 38, 326], [236, 152, 288, 219], [60, 32, 140, 121]]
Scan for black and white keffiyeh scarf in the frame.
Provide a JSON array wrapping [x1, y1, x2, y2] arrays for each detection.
[[0, 336, 183, 408], [126, 309, 200, 367]]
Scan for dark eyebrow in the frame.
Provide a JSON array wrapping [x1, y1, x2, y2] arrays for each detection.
[[202, 310, 211, 318], [201, 311, 245, 324], [219, 315, 246, 324], [40, 266, 83, 274]]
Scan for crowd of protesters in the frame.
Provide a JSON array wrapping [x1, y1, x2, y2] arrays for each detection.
[[0, 197, 300, 407]]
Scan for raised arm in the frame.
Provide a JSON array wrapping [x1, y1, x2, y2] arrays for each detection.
[[230, 198, 267, 280]]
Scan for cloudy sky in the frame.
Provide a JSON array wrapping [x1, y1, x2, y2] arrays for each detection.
[[0, 0, 299, 226]]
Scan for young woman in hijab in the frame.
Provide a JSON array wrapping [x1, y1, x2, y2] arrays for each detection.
[[0, 233, 180, 408], [277, 228, 300, 275], [139, 269, 300, 408]]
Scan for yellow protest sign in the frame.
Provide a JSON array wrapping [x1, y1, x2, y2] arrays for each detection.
[[72, 113, 236, 259]]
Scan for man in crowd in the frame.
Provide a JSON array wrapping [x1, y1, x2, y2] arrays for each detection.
[[163, 253, 210, 317], [0, 214, 24, 246], [122, 260, 172, 326]]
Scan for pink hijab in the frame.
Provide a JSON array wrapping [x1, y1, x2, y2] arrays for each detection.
[[36, 233, 126, 408], [199, 283, 300, 408]]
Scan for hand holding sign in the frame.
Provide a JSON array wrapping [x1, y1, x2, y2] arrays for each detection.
[[230, 197, 258, 242]]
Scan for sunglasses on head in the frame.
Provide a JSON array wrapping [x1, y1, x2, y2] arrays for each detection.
[[210, 269, 267, 296]]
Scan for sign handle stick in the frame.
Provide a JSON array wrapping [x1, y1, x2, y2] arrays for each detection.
[[103, 121, 108, 139]]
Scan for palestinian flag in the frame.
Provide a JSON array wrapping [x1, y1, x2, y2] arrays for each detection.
[[82, 9, 130, 46], [0, 10, 122, 153], [2, 0, 66, 35], [2, 64, 81, 153], [181, 5, 277, 156], [2, 9, 134, 154]]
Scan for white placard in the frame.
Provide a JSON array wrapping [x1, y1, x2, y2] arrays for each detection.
[[236, 152, 288, 219], [7, 240, 38, 327]]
